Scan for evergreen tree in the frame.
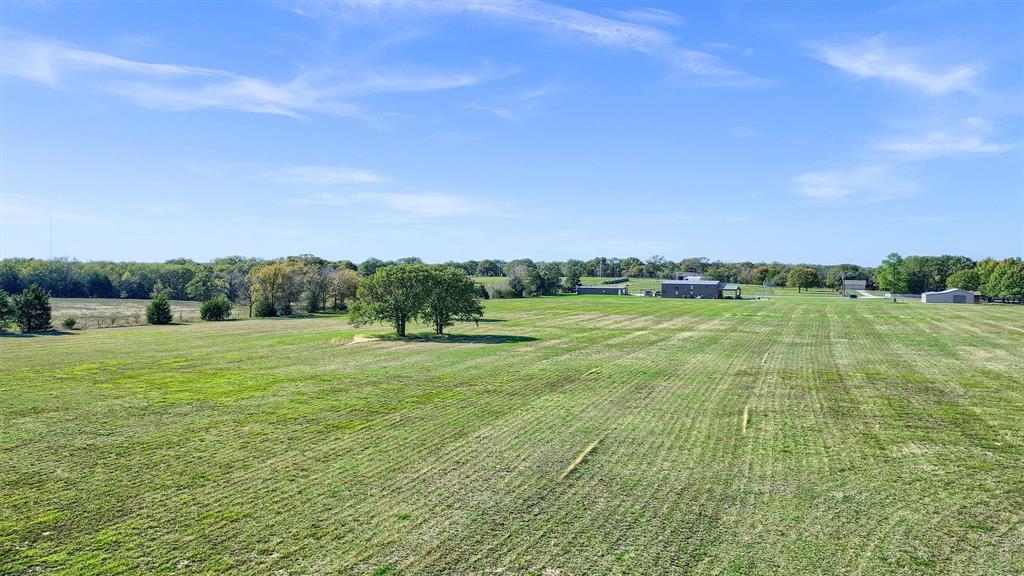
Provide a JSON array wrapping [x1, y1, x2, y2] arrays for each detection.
[[146, 293, 173, 325], [15, 284, 53, 332]]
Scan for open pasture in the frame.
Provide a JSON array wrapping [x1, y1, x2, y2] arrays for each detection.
[[49, 298, 205, 328], [2, 295, 1022, 574]]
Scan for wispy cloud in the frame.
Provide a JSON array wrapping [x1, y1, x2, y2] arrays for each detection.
[[813, 36, 982, 95], [295, 0, 755, 83], [1, 31, 503, 117], [461, 102, 516, 119], [297, 191, 497, 218], [608, 8, 685, 28], [793, 164, 919, 201], [876, 117, 1017, 158], [265, 165, 387, 185]]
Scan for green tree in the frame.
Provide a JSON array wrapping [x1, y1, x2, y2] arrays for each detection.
[[561, 266, 582, 293], [475, 259, 500, 277], [988, 258, 1024, 303], [358, 258, 387, 277], [945, 268, 981, 291], [877, 252, 907, 295], [329, 268, 361, 311], [786, 267, 820, 293], [200, 295, 233, 320], [15, 284, 52, 332], [185, 268, 228, 301], [505, 262, 539, 297], [424, 267, 484, 335], [349, 264, 433, 337], [537, 262, 562, 295], [249, 262, 304, 316], [0, 290, 14, 333], [146, 293, 173, 325]]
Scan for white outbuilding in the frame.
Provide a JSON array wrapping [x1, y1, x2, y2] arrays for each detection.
[[921, 288, 977, 304]]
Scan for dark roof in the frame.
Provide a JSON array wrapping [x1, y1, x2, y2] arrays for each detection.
[[661, 280, 722, 286]]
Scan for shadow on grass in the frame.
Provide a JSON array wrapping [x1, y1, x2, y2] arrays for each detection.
[[376, 333, 537, 345], [0, 330, 76, 338], [473, 318, 506, 323]]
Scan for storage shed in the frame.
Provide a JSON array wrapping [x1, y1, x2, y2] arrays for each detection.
[[921, 288, 977, 304], [841, 279, 867, 296], [661, 279, 724, 299], [576, 285, 629, 296]]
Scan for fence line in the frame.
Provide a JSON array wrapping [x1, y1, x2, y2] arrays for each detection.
[[60, 310, 200, 330]]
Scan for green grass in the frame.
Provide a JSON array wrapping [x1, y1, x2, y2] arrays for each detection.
[[2, 295, 1023, 574]]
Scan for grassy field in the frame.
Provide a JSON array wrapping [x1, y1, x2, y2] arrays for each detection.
[[50, 298, 204, 328], [2, 295, 1022, 574]]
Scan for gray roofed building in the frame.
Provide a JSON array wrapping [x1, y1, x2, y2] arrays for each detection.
[[921, 287, 977, 304], [576, 285, 629, 296], [661, 279, 740, 299]]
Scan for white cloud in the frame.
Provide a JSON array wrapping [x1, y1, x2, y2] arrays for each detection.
[[462, 102, 516, 119], [609, 8, 685, 28], [793, 165, 919, 201], [266, 165, 386, 185], [297, 191, 495, 218], [1, 31, 502, 117], [813, 36, 981, 95], [297, 0, 753, 82], [876, 117, 1016, 158]]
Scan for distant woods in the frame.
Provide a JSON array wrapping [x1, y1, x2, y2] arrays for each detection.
[[1, 254, 1021, 308]]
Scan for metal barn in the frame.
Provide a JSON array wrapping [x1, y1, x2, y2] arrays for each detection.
[[921, 288, 977, 304], [576, 285, 629, 296], [662, 280, 724, 299]]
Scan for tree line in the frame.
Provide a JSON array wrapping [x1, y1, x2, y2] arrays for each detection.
[[2, 253, 1021, 304], [876, 253, 1024, 302]]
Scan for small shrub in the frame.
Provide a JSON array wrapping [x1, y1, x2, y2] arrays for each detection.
[[62, 317, 77, 330], [200, 296, 232, 321], [146, 294, 173, 325], [476, 283, 490, 300], [16, 284, 52, 332], [490, 286, 521, 299]]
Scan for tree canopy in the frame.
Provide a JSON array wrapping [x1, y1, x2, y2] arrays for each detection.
[[349, 264, 435, 337]]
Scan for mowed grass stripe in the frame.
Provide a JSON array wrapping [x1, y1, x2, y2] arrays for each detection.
[[2, 296, 1022, 575]]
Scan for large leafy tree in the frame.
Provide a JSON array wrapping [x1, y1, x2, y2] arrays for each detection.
[[349, 264, 434, 337], [475, 259, 501, 277], [505, 261, 540, 297], [945, 268, 981, 291], [988, 258, 1024, 303], [329, 268, 361, 311], [877, 252, 908, 295], [424, 267, 484, 335], [15, 284, 52, 332], [185, 268, 228, 301], [357, 258, 387, 277], [249, 262, 303, 316], [786, 267, 820, 293]]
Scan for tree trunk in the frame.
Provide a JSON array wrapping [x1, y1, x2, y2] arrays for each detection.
[[396, 315, 406, 337]]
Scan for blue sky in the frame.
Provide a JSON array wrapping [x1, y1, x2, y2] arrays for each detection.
[[1, 1, 1021, 266]]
